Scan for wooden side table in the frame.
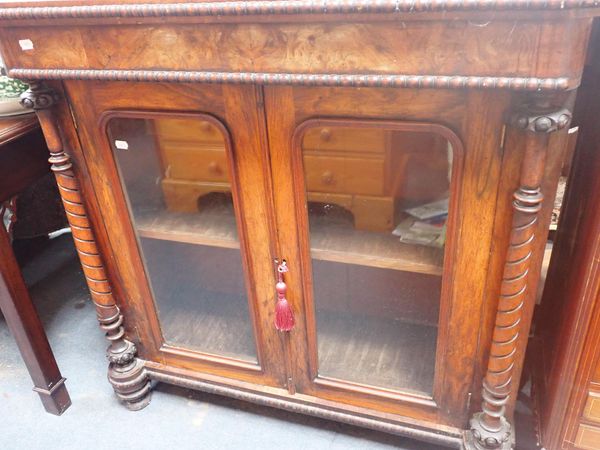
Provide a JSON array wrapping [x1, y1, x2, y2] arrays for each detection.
[[0, 113, 71, 415]]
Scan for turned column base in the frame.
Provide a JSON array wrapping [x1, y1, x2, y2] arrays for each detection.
[[17, 81, 153, 413], [107, 340, 152, 411], [463, 413, 513, 450]]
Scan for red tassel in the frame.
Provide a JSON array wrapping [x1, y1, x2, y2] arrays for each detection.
[[275, 263, 294, 332], [275, 296, 295, 331]]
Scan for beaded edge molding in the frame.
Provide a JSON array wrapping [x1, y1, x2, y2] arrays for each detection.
[[0, 0, 599, 20], [9, 68, 573, 92], [148, 369, 463, 448]]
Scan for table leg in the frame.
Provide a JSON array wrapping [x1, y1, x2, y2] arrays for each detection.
[[0, 224, 71, 415]]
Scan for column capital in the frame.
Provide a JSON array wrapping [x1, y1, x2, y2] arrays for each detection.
[[512, 96, 572, 133], [19, 81, 60, 111]]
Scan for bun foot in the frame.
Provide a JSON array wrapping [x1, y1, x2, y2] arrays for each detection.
[[107, 340, 152, 411], [463, 412, 513, 450]]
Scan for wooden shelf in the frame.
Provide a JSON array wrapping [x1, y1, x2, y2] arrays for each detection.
[[135, 208, 240, 249], [309, 216, 443, 275], [135, 208, 443, 275]]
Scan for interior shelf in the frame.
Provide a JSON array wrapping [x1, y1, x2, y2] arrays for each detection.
[[309, 215, 443, 275], [135, 208, 444, 275], [136, 209, 240, 250]]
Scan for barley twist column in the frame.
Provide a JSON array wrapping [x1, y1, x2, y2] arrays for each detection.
[[465, 98, 571, 450], [20, 81, 151, 410]]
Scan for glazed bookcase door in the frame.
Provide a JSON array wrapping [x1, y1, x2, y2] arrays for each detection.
[[264, 85, 498, 428], [64, 81, 286, 387]]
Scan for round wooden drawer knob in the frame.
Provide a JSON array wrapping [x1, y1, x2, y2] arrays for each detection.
[[208, 161, 221, 174], [320, 128, 332, 142], [321, 170, 334, 184]]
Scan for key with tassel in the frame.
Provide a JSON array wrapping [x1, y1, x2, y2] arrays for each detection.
[[275, 260, 294, 332]]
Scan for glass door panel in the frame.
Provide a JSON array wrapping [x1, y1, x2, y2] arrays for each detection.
[[298, 121, 455, 395], [107, 116, 257, 363]]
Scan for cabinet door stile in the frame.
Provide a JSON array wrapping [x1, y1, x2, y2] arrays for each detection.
[[221, 85, 289, 385], [263, 86, 313, 394], [63, 80, 166, 361]]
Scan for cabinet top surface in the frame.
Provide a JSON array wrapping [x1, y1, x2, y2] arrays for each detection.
[[0, 0, 598, 18]]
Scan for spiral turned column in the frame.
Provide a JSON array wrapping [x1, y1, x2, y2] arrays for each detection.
[[465, 99, 571, 450], [20, 81, 151, 411]]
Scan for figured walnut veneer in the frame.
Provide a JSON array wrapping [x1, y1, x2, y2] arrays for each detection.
[[0, 16, 591, 90]]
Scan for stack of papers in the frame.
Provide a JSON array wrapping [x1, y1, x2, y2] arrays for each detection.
[[392, 198, 448, 248]]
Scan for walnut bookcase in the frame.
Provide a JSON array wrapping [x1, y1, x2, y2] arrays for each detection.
[[0, 2, 598, 448]]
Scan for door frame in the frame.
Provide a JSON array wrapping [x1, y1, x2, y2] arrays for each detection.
[[290, 117, 465, 408], [263, 85, 499, 428], [65, 80, 286, 387]]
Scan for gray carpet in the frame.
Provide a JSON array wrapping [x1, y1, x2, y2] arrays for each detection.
[[0, 234, 446, 450]]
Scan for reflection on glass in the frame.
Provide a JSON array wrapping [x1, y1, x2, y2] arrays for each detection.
[[301, 124, 453, 395], [107, 117, 257, 363]]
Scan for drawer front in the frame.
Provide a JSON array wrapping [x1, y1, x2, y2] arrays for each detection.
[[576, 424, 600, 450], [303, 127, 387, 154], [304, 155, 385, 196], [161, 145, 229, 182], [584, 391, 600, 425], [161, 179, 231, 213], [306, 191, 395, 233], [155, 119, 224, 144]]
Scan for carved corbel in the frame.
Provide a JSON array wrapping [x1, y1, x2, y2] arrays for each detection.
[[20, 81, 151, 410], [465, 96, 571, 450]]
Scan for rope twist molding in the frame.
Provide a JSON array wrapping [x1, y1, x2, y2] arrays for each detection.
[[0, 0, 598, 19]]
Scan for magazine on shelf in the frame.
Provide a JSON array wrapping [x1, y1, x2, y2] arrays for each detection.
[[404, 198, 449, 221], [392, 197, 449, 248]]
